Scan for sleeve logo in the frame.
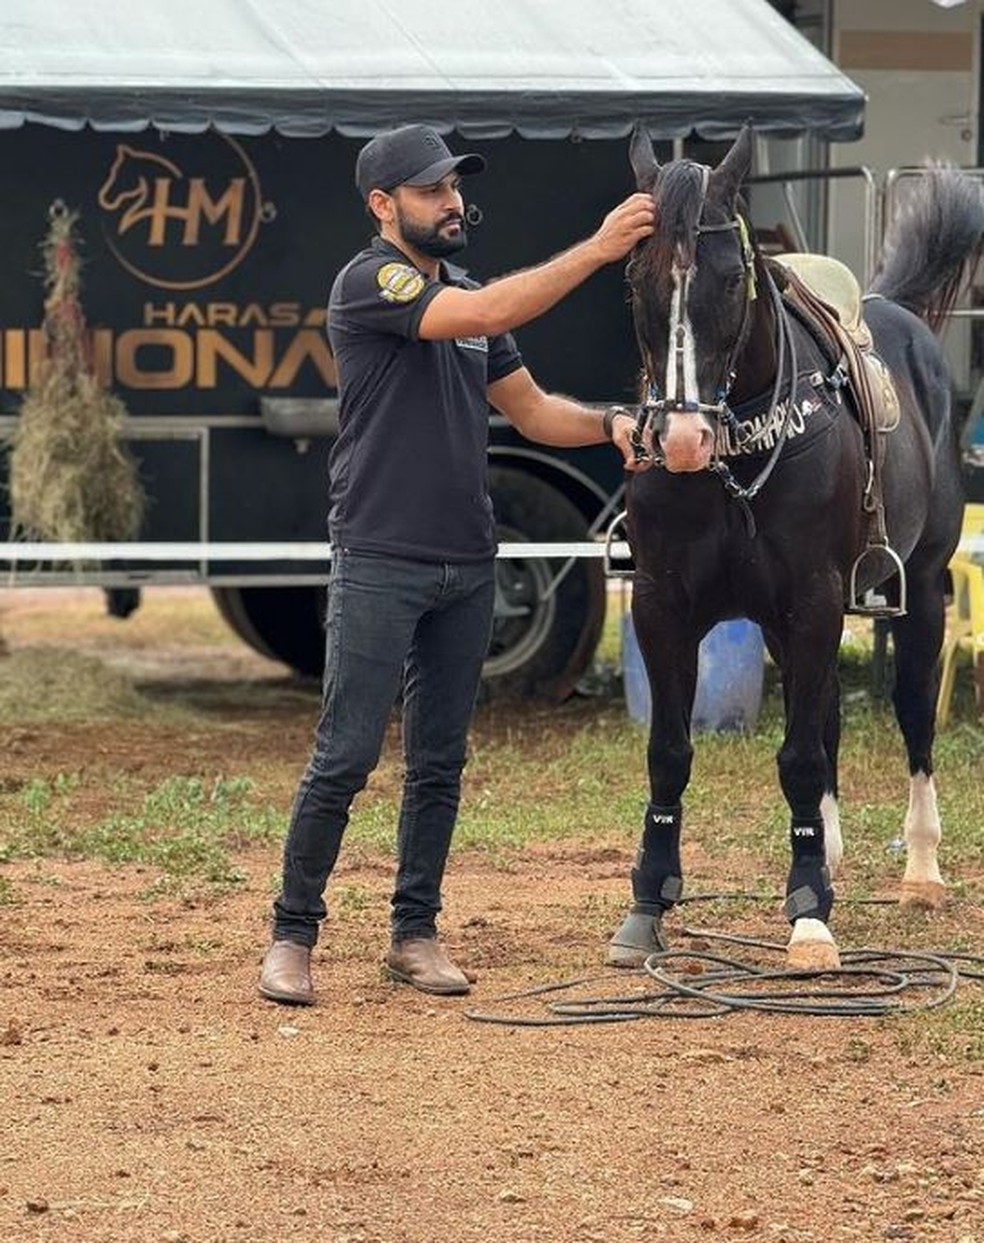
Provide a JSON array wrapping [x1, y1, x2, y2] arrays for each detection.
[[376, 262, 426, 304]]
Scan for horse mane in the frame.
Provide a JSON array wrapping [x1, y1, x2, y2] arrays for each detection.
[[869, 162, 984, 334], [632, 160, 708, 283]]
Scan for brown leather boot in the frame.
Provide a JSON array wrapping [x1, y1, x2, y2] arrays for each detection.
[[258, 940, 315, 1005], [385, 938, 474, 995]]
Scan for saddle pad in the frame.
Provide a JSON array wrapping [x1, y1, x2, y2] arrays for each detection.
[[776, 253, 868, 346]]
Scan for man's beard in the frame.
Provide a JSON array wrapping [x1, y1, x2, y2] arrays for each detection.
[[397, 207, 468, 259]]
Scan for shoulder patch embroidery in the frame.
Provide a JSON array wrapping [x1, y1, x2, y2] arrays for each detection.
[[376, 262, 426, 304]]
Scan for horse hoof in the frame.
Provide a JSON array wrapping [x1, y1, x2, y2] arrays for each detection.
[[606, 911, 667, 968], [786, 940, 841, 972], [787, 919, 840, 971], [900, 880, 946, 912]]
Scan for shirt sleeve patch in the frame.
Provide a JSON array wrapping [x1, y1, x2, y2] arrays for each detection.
[[376, 262, 426, 304]]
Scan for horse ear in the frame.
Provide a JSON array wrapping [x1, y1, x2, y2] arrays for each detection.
[[708, 123, 754, 208], [629, 124, 660, 192]]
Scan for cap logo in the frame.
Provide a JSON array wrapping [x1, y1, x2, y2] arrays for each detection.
[[376, 261, 426, 304]]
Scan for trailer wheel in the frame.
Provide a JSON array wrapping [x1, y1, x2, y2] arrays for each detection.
[[211, 469, 605, 698], [484, 466, 605, 700], [211, 585, 325, 678]]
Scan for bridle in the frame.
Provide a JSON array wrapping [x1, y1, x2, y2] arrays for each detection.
[[626, 169, 799, 511]]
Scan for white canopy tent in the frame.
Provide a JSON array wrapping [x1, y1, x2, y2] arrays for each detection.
[[0, 0, 865, 140]]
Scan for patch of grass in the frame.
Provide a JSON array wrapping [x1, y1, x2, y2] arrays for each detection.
[[894, 997, 984, 1062], [144, 933, 223, 957], [0, 875, 17, 905], [457, 717, 647, 855], [843, 1036, 875, 1063], [0, 773, 284, 893], [459, 661, 982, 913], [344, 800, 399, 857], [334, 884, 375, 915], [3, 591, 980, 968]]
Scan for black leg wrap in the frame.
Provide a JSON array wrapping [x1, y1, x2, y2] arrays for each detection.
[[631, 804, 683, 916], [784, 815, 833, 923]]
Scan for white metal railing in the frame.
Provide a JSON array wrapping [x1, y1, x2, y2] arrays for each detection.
[[748, 164, 880, 284], [1, 535, 980, 571], [0, 541, 630, 563]]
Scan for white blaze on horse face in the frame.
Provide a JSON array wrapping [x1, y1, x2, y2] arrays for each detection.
[[664, 267, 698, 406], [659, 263, 715, 473]]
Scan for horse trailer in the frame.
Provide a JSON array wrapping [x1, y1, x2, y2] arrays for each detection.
[[0, 0, 880, 696]]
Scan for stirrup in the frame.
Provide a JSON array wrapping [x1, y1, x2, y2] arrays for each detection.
[[847, 544, 907, 617]]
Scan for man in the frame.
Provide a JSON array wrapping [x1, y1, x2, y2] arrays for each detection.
[[259, 123, 653, 1005]]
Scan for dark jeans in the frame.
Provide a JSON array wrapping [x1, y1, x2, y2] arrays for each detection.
[[272, 550, 495, 947]]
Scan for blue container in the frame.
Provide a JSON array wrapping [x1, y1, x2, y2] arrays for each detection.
[[621, 611, 765, 733]]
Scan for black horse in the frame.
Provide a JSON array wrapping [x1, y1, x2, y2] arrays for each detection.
[[608, 127, 984, 970]]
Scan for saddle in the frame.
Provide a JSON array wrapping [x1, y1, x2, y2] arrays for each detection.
[[776, 253, 900, 433], [774, 253, 905, 616]]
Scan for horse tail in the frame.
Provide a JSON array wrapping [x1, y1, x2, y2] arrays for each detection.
[[868, 163, 984, 335]]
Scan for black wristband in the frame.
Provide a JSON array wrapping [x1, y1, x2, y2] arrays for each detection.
[[601, 407, 617, 441]]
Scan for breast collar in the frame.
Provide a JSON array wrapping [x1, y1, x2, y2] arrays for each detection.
[[718, 328, 846, 459]]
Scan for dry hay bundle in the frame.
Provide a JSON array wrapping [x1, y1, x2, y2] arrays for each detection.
[[0, 649, 151, 722], [8, 203, 144, 544]]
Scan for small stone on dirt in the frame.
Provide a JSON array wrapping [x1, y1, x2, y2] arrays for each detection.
[[1, 1019, 22, 1046], [681, 1048, 730, 1064], [659, 1196, 694, 1213], [727, 1211, 759, 1230]]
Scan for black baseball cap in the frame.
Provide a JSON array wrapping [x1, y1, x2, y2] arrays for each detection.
[[355, 124, 485, 200]]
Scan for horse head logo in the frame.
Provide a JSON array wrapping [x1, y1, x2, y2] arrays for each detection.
[[97, 134, 267, 290], [97, 145, 184, 234]]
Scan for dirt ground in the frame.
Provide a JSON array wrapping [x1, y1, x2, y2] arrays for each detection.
[[1, 589, 983, 1243]]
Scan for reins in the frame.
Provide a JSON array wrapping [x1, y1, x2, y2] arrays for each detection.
[[708, 263, 799, 525]]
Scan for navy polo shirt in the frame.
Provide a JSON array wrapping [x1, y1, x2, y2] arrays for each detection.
[[326, 236, 524, 562]]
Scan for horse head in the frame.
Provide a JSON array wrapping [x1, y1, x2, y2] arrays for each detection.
[[627, 126, 758, 473]]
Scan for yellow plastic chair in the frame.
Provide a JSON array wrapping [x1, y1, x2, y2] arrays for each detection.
[[937, 502, 984, 727]]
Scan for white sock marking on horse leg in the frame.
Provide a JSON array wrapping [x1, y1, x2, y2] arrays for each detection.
[[821, 791, 843, 877], [902, 773, 943, 888], [789, 917, 835, 950]]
